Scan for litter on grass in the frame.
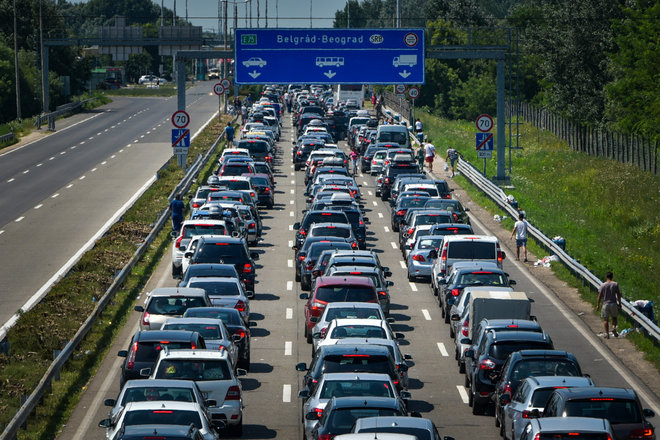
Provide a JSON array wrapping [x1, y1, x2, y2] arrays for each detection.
[[534, 255, 559, 267]]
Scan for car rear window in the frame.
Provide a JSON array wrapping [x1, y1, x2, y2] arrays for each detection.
[[328, 408, 401, 430], [448, 242, 497, 259], [313, 226, 351, 238], [510, 360, 580, 382], [316, 286, 376, 302], [457, 272, 507, 286], [155, 359, 231, 381], [320, 380, 394, 399], [305, 213, 349, 226], [431, 226, 473, 236], [220, 180, 251, 190], [407, 187, 439, 197], [194, 243, 247, 264], [538, 435, 611, 440], [184, 308, 242, 325], [134, 341, 195, 362], [188, 280, 240, 297], [241, 141, 268, 153], [146, 297, 207, 315], [378, 131, 408, 144], [359, 427, 432, 440], [121, 387, 195, 405], [123, 409, 202, 428], [331, 325, 386, 339], [564, 399, 641, 423], [413, 214, 453, 226], [489, 341, 553, 360], [322, 354, 391, 375], [163, 323, 221, 340], [325, 307, 382, 321], [222, 165, 251, 176], [182, 224, 226, 238]]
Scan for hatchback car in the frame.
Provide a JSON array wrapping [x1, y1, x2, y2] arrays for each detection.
[[184, 277, 252, 323], [516, 417, 615, 440], [352, 416, 449, 440], [310, 302, 388, 344], [313, 318, 402, 354], [135, 288, 211, 331]]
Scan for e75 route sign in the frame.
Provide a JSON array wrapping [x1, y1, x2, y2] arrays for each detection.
[[235, 28, 424, 85]]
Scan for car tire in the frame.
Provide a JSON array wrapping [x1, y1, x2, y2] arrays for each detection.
[[238, 353, 250, 371], [472, 393, 485, 415], [464, 374, 470, 388], [449, 325, 455, 339], [305, 325, 312, 344], [295, 270, 301, 282], [444, 307, 450, 323], [495, 411, 501, 427], [301, 277, 310, 291], [172, 264, 181, 278], [392, 223, 399, 232]]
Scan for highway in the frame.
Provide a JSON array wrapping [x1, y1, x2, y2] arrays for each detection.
[[0, 84, 219, 328], [58, 111, 659, 440]]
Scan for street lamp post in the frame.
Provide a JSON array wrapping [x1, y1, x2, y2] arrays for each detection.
[[13, 0, 21, 121]]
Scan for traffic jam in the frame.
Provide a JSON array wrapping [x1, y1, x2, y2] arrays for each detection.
[[97, 83, 656, 440]]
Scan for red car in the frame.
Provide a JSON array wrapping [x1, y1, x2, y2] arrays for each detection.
[[300, 276, 379, 343]]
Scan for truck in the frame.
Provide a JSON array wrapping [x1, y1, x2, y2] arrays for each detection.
[[392, 54, 417, 68], [468, 290, 532, 340]]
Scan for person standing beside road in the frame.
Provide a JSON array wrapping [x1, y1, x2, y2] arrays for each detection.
[[596, 272, 623, 338], [170, 194, 185, 234], [416, 142, 425, 171], [224, 122, 235, 147], [414, 118, 423, 143], [240, 104, 247, 124], [510, 212, 529, 262], [424, 140, 436, 173], [446, 146, 459, 177]]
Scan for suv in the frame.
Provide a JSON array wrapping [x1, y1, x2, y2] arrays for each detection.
[[118, 330, 207, 386], [542, 387, 656, 440], [517, 417, 615, 440], [494, 350, 584, 429], [465, 330, 554, 415], [431, 234, 506, 279], [294, 210, 351, 249], [147, 349, 247, 435], [172, 220, 231, 277], [134, 287, 211, 331], [377, 164, 420, 200]]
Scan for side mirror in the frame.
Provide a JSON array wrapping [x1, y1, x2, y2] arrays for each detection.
[[387, 317, 395, 323], [499, 394, 511, 406], [312, 332, 322, 339], [104, 398, 116, 407], [292, 245, 299, 251], [448, 298, 455, 306], [400, 390, 412, 400], [205, 399, 218, 408], [184, 252, 193, 258], [249, 321, 257, 327], [293, 222, 301, 230], [509, 280, 517, 286], [98, 418, 113, 428], [501, 251, 506, 260], [465, 349, 475, 359], [232, 334, 242, 342], [117, 350, 128, 358], [398, 363, 408, 372], [295, 362, 308, 371], [170, 231, 178, 239], [404, 354, 413, 360], [384, 271, 392, 278], [134, 306, 144, 313], [305, 411, 321, 420], [528, 409, 540, 419], [643, 409, 655, 418], [464, 207, 470, 211], [450, 314, 460, 321], [312, 270, 321, 277], [300, 293, 309, 300], [247, 291, 255, 299], [236, 368, 248, 377], [363, 217, 369, 222], [395, 333, 405, 340], [139, 368, 151, 377], [250, 252, 260, 260], [298, 389, 310, 399], [437, 277, 446, 285], [310, 316, 319, 323], [179, 245, 187, 252], [386, 281, 394, 287]]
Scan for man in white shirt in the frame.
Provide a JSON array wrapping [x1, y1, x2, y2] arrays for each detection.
[[510, 213, 529, 262], [424, 142, 436, 173]]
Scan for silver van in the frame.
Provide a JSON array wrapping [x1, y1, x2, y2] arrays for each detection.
[[376, 125, 410, 148], [431, 234, 506, 279]]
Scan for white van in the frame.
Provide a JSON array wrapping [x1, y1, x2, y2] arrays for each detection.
[[376, 124, 410, 148], [431, 234, 505, 279]]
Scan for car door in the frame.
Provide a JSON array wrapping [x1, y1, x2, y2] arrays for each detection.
[[506, 380, 530, 440]]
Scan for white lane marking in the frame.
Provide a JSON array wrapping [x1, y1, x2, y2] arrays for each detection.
[[290, 189, 295, 194], [101, 161, 107, 165], [91, 168, 97, 172], [80, 141, 85, 145], [140, 135, 144, 138], [60, 151, 66, 155], [146, 131, 151, 135], [378, 212, 383, 218], [89, 137, 94, 140], [49, 156, 54, 160], [66, 184, 73, 189], [368, 191, 373, 196], [290, 171, 294, 176], [133, 139, 138, 143], [97, 132, 102, 136], [111, 155, 116, 159], [22, 170, 29, 174], [384, 226, 390, 233], [437, 343, 449, 357], [70, 146, 76, 150], [290, 200, 294, 205], [409, 282, 418, 292], [390, 242, 397, 249], [51, 193, 59, 198], [285, 341, 292, 356], [289, 211, 294, 217], [290, 164, 294, 169], [290, 180, 295, 184], [112, 125, 116, 129], [36, 163, 42, 167], [7, 178, 14, 183], [288, 240, 294, 247], [287, 281, 293, 291], [105, 129, 109, 132], [422, 309, 431, 320], [362, 181, 368, 186], [289, 224, 294, 231], [119, 149, 124, 153], [126, 144, 132, 148], [457, 386, 469, 404], [372, 201, 378, 207], [0, 230, 4, 235], [286, 308, 293, 319], [79, 175, 86, 180], [34, 204, 42, 210], [15, 217, 24, 223], [283, 384, 292, 403], [288, 259, 293, 268], [400, 261, 406, 269]]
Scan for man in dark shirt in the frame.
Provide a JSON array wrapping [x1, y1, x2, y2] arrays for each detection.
[[170, 194, 185, 233], [596, 271, 622, 338]]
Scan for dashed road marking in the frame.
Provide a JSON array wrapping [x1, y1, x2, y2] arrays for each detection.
[[34, 204, 42, 210], [290, 200, 294, 205], [286, 308, 293, 319], [133, 139, 138, 143], [285, 341, 292, 356], [119, 149, 124, 153], [79, 175, 86, 180], [101, 161, 107, 165], [91, 168, 97, 172], [289, 211, 294, 217], [368, 191, 373, 196], [409, 282, 418, 292], [49, 156, 54, 160], [60, 151, 66, 155], [288, 259, 293, 268], [437, 343, 449, 357], [89, 137, 94, 140], [15, 216, 24, 222], [400, 261, 406, 269], [66, 184, 73, 189], [290, 171, 294, 176], [363, 181, 368, 186], [0, 231, 4, 235], [36, 163, 42, 167], [140, 135, 144, 138], [111, 155, 116, 159], [457, 386, 469, 404], [289, 224, 294, 231], [7, 178, 14, 183], [290, 189, 295, 194], [287, 281, 293, 291], [373, 201, 378, 207], [384, 226, 390, 233], [378, 213, 383, 218], [391, 242, 397, 249], [22, 170, 29, 174], [51, 193, 59, 198], [283, 384, 291, 403], [288, 240, 294, 247], [97, 132, 102, 136], [70, 146, 76, 150], [80, 141, 85, 145], [422, 309, 431, 320]]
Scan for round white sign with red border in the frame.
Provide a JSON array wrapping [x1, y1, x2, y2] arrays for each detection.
[[395, 84, 407, 94], [407, 86, 420, 100], [404, 33, 418, 47], [220, 78, 231, 90], [171, 110, 190, 128], [476, 114, 494, 132], [213, 83, 225, 96]]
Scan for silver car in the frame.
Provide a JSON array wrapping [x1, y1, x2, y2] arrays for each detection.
[[310, 302, 388, 344], [406, 235, 445, 281], [298, 372, 401, 440], [402, 224, 435, 258], [135, 287, 211, 331], [353, 416, 446, 440], [502, 376, 595, 440], [452, 307, 471, 374], [185, 277, 253, 324], [369, 149, 388, 175], [516, 417, 614, 440]]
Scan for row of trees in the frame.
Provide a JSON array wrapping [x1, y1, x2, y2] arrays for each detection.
[[334, 0, 659, 140]]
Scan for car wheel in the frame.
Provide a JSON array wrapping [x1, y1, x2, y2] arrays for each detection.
[[472, 393, 485, 415], [305, 325, 312, 344], [392, 223, 399, 232], [301, 277, 309, 291], [495, 411, 501, 427], [468, 387, 473, 407], [228, 420, 243, 436], [266, 203, 273, 209], [295, 270, 301, 282], [444, 307, 450, 323], [407, 273, 414, 282], [172, 264, 181, 278], [449, 325, 455, 339], [459, 359, 465, 374], [238, 353, 250, 371], [464, 374, 470, 388]]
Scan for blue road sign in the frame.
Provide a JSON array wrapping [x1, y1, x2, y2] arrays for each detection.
[[235, 28, 424, 85], [172, 129, 190, 148], [475, 132, 494, 151]]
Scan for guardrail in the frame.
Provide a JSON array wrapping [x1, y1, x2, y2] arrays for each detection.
[[35, 99, 92, 131], [0, 130, 15, 144], [456, 158, 660, 342], [0, 125, 229, 440]]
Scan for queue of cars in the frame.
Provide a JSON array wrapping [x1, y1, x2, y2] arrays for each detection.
[[98, 88, 289, 440]]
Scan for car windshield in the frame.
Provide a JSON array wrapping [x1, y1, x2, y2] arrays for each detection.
[[319, 380, 394, 399], [121, 387, 195, 405], [123, 409, 201, 428], [448, 242, 497, 259], [564, 399, 641, 423], [194, 244, 246, 264], [457, 271, 507, 286], [325, 307, 382, 321], [156, 359, 231, 381], [331, 325, 386, 339], [328, 408, 400, 431], [316, 286, 375, 302], [359, 427, 432, 440], [163, 323, 221, 340], [146, 297, 206, 315], [188, 280, 240, 297], [182, 224, 226, 238]]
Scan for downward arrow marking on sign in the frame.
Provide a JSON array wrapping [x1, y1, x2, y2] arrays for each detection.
[[248, 70, 261, 79], [324, 70, 336, 79], [399, 70, 411, 78]]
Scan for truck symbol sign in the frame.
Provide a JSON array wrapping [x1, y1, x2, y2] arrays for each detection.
[[393, 54, 417, 68]]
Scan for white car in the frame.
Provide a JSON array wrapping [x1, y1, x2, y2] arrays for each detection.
[[172, 221, 230, 277], [313, 318, 403, 354], [242, 57, 267, 68]]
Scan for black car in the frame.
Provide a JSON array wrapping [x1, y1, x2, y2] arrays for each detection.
[[118, 330, 206, 386], [294, 140, 325, 170], [494, 350, 583, 429], [377, 164, 421, 200], [325, 206, 368, 250], [236, 139, 271, 162], [178, 263, 240, 287], [242, 173, 274, 208], [424, 198, 470, 223], [465, 330, 554, 415], [391, 195, 432, 232], [293, 210, 350, 249], [294, 236, 353, 282], [183, 306, 256, 370], [185, 236, 259, 294], [361, 145, 384, 173]]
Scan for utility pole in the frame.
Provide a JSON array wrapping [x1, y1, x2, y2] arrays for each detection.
[[257, 0, 260, 27], [347, 0, 350, 28], [161, 0, 164, 27], [13, 0, 21, 121], [396, 0, 401, 27], [39, 0, 46, 113], [265, 0, 268, 28]]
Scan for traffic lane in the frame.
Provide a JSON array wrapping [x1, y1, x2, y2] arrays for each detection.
[[0, 86, 217, 227]]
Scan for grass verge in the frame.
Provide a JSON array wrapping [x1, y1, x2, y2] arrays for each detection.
[[0, 115, 234, 438], [419, 109, 660, 371]]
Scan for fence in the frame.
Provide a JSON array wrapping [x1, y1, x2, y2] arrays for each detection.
[[382, 90, 411, 124], [513, 101, 659, 175], [35, 99, 92, 131], [0, 130, 14, 144]]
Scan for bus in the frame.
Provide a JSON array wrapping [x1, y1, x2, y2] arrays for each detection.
[[335, 84, 365, 109]]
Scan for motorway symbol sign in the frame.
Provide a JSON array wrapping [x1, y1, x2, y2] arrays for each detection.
[[235, 28, 424, 84], [407, 86, 420, 99], [476, 114, 494, 132], [476, 132, 494, 151], [213, 83, 225, 95], [172, 129, 191, 148], [171, 110, 190, 128]]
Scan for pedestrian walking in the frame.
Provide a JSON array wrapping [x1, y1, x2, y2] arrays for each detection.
[[446, 146, 459, 177], [170, 194, 185, 234], [596, 272, 623, 338], [424, 140, 436, 173], [416, 143, 425, 171], [240, 105, 247, 124], [224, 122, 235, 147], [510, 212, 529, 262], [414, 118, 424, 143], [349, 150, 359, 175]]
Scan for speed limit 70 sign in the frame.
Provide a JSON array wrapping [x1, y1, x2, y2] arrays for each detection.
[[171, 110, 190, 129], [476, 114, 493, 132]]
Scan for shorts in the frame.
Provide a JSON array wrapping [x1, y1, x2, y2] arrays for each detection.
[[601, 302, 619, 319], [425, 156, 434, 163], [450, 158, 457, 167], [516, 238, 527, 248]]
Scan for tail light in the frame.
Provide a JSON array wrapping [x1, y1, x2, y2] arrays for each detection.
[[175, 236, 183, 249], [479, 359, 496, 370], [396, 210, 406, 216], [233, 329, 246, 340], [385, 177, 390, 184], [318, 435, 335, 440], [299, 255, 306, 261], [629, 427, 654, 438], [192, 202, 200, 208], [265, 156, 272, 161], [264, 187, 271, 193], [351, 242, 358, 249], [451, 288, 461, 296], [243, 263, 253, 273], [320, 327, 328, 338], [191, 342, 197, 350], [461, 318, 469, 337], [235, 300, 246, 312], [306, 261, 315, 270], [372, 160, 377, 164], [248, 222, 256, 230], [378, 290, 387, 297], [452, 213, 458, 221], [311, 301, 325, 311], [126, 341, 138, 370], [502, 383, 512, 398], [297, 150, 302, 155], [412, 254, 426, 262], [218, 345, 225, 353], [521, 409, 541, 419], [407, 228, 414, 235], [142, 312, 151, 328], [314, 407, 324, 418], [225, 385, 241, 400], [497, 243, 503, 263]]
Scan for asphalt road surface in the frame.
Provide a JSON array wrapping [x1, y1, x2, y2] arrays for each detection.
[[59, 111, 658, 440], [0, 83, 220, 327]]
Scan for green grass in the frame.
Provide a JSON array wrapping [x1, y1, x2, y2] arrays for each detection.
[[419, 109, 660, 370], [0, 115, 234, 438]]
